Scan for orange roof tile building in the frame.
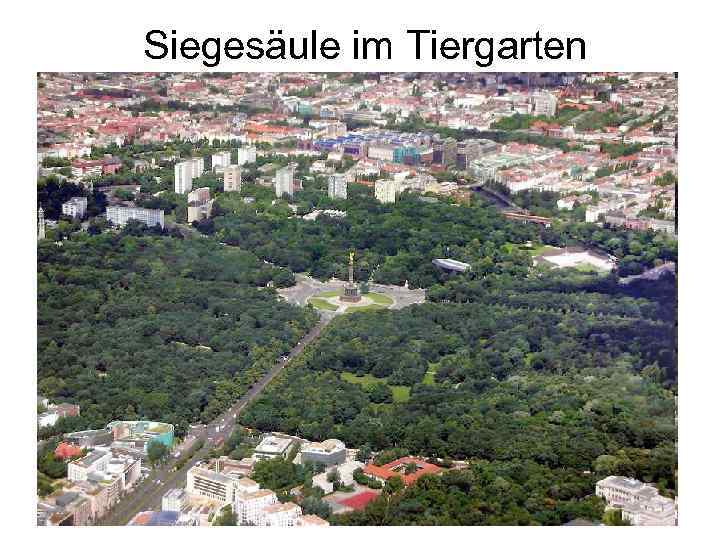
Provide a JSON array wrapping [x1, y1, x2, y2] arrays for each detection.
[[363, 457, 442, 487], [54, 442, 83, 460]]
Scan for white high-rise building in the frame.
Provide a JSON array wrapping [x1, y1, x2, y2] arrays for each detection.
[[375, 179, 397, 204], [38, 207, 45, 240], [174, 161, 194, 194], [191, 157, 206, 178], [237, 146, 257, 165], [211, 151, 231, 171], [224, 165, 242, 192], [328, 174, 347, 200], [62, 197, 88, 219], [234, 477, 278, 525], [532, 91, 558, 117], [187, 188, 213, 223], [275, 166, 294, 198]]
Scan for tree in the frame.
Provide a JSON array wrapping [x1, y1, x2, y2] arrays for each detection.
[[213, 504, 237, 526], [300, 496, 331, 519], [368, 383, 393, 404], [602, 508, 630, 526], [383, 475, 404, 495], [356, 444, 372, 463], [147, 440, 169, 465]]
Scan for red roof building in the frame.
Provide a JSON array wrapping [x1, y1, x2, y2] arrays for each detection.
[[363, 457, 442, 487], [54, 442, 83, 460]]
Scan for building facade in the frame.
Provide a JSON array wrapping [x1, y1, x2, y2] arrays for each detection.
[[174, 161, 194, 194], [61, 197, 88, 219], [300, 439, 347, 466], [596, 476, 677, 526], [375, 179, 397, 204], [223, 164, 242, 192], [186, 466, 238, 505], [327, 174, 348, 200], [275, 166, 294, 198], [106, 206, 164, 229]]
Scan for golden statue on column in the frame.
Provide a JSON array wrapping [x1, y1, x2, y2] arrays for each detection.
[[341, 250, 361, 302]]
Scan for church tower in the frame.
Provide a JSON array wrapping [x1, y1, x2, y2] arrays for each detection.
[[38, 207, 45, 240]]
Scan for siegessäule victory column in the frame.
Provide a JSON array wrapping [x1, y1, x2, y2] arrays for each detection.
[[340, 251, 361, 303]]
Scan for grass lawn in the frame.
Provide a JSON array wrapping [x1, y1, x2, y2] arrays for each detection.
[[574, 262, 609, 274], [308, 298, 338, 311], [340, 372, 385, 387], [525, 244, 556, 257], [391, 386, 410, 402], [365, 292, 393, 305], [345, 303, 387, 313], [316, 290, 342, 298], [340, 372, 410, 403], [422, 362, 440, 385]]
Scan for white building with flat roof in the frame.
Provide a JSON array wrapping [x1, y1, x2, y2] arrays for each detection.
[[62, 197, 88, 219], [191, 157, 205, 178], [234, 487, 277, 525], [174, 161, 194, 194], [253, 436, 294, 461], [237, 146, 257, 165], [275, 166, 294, 198], [258, 502, 302, 527], [532, 91, 558, 117], [223, 165, 242, 192], [300, 439, 346, 466], [106, 206, 164, 229], [162, 488, 187, 512], [67, 450, 111, 483], [596, 476, 677, 526], [211, 151, 231, 171], [375, 179, 397, 204], [328, 174, 347, 200], [186, 466, 238, 505]]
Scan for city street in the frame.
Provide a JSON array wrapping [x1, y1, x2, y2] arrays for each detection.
[[97, 316, 331, 525]]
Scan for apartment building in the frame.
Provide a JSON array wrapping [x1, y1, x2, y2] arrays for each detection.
[[211, 151, 231, 171], [237, 146, 257, 165], [532, 91, 558, 117], [37, 491, 93, 526], [258, 502, 302, 527], [105, 206, 164, 229], [275, 166, 294, 198], [234, 479, 278, 525], [186, 466, 238, 505], [174, 160, 194, 194], [187, 187, 213, 223], [375, 179, 397, 204], [67, 450, 111, 483], [191, 156, 206, 178], [61, 197, 88, 219], [162, 488, 187, 512], [223, 164, 242, 192], [327, 174, 347, 200]]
